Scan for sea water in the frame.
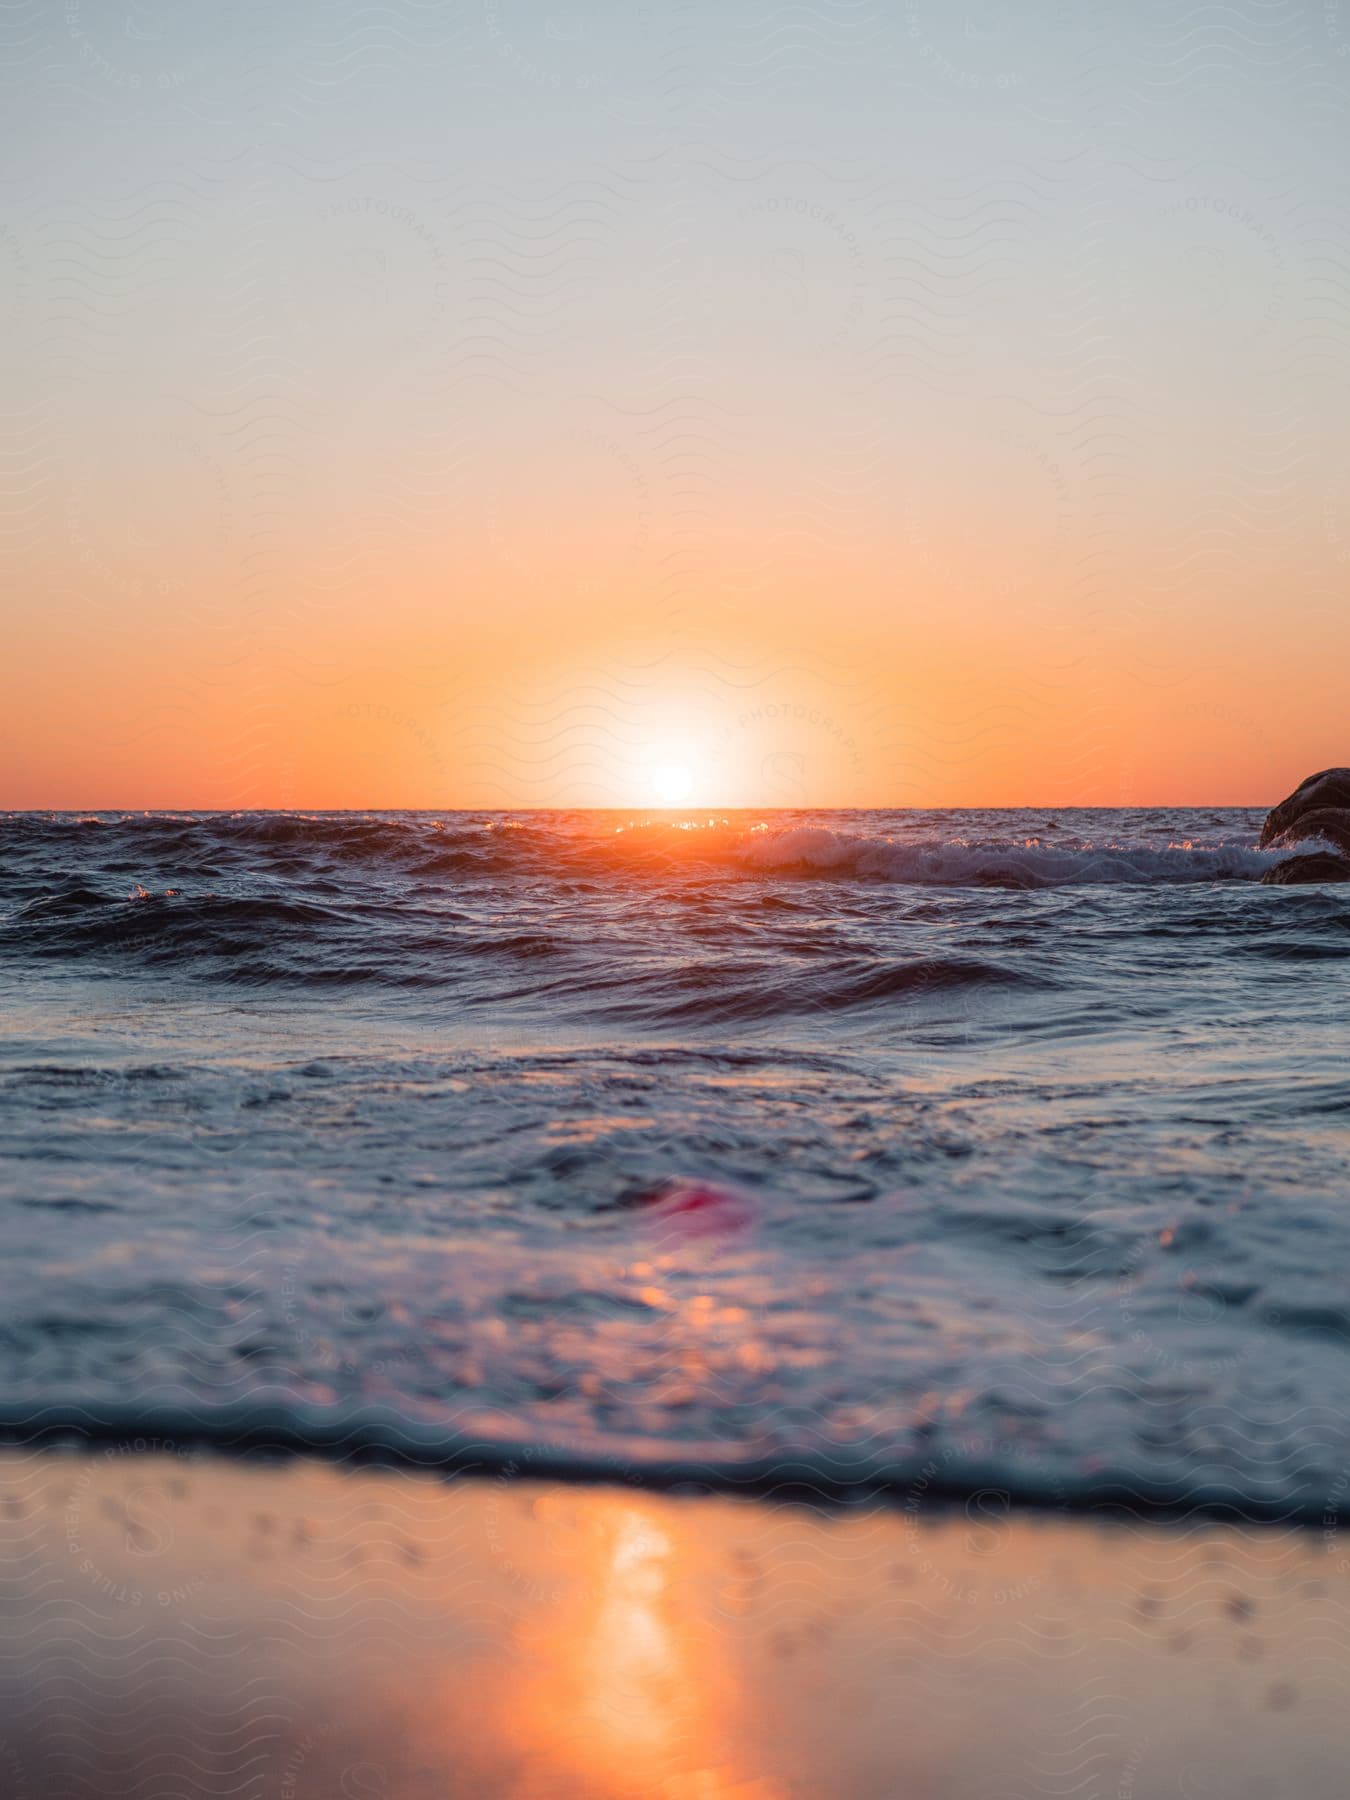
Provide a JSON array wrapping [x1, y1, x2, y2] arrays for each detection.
[[2, 808, 1348, 1516]]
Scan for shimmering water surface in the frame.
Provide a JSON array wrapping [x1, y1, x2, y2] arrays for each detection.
[[2, 808, 1348, 1514]]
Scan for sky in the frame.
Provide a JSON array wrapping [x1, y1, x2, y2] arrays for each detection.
[[2, 0, 1349, 809]]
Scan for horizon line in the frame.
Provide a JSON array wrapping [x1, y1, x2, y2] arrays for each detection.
[[1, 800, 1278, 815]]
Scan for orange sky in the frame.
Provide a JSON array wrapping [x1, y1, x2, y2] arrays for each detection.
[[5, 435, 1345, 808], [4, 12, 1348, 810]]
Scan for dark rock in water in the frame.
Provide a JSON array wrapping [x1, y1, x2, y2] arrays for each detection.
[[1261, 852, 1350, 886], [1261, 768, 1350, 846]]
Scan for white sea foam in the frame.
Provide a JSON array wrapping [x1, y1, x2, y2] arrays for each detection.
[[737, 824, 1282, 885]]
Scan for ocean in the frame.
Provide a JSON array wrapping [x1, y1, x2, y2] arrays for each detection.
[[3, 807, 1348, 1519]]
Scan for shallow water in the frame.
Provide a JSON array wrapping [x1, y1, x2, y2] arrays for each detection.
[[2, 808, 1349, 1514]]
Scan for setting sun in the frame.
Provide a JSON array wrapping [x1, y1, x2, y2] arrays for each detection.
[[649, 759, 696, 809]]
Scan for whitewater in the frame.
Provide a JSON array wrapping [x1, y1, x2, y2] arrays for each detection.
[[2, 806, 1349, 1518]]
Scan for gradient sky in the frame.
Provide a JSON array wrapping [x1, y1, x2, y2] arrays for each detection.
[[3, 0, 1349, 808]]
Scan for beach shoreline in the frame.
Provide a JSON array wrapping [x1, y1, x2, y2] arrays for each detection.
[[1, 1447, 1346, 1798]]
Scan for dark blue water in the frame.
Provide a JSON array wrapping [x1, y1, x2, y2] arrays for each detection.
[[3, 807, 1349, 1515]]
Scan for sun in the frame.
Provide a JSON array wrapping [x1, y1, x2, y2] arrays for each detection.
[[649, 760, 695, 808]]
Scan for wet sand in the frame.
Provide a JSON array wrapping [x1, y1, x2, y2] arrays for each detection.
[[0, 1448, 1346, 1798]]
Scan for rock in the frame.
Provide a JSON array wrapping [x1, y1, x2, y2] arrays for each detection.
[[1260, 770, 1350, 875], [1260, 768, 1350, 846], [1260, 852, 1350, 886], [1275, 807, 1350, 856]]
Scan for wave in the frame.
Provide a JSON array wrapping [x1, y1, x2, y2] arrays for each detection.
[[10, 888, 386, 977], [597, 953, 1052, 1027], [0, 1399, 1333, 1522], [2, 807, 1281, 891], [734, 825, 1279, 886], [0, 810, 1290, 999], [8, 895, 1055, 1010]]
